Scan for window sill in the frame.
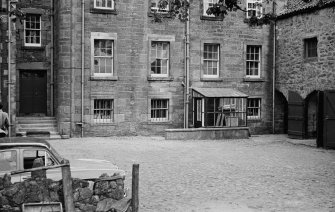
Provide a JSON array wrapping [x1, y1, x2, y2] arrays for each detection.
[[200, 77, 222, 82], [243, 77, 265, 82], [90, 76, 118, 81], [93, 122, 116, 126], [90, 8, 118, 15], [148, 76, 174, 81], [147, 12, 172, 18], [304, 57, 318, 63], [148, 121, 172, 125], [200, 15, 223, 21], [21, 46, 44, 51], [247, 118, 262, 122]]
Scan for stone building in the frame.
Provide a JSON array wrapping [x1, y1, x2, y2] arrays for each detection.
[[1, 0, 275, 137], [275, 0, 335, 145]]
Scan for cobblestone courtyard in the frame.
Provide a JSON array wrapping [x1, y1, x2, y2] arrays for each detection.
[[50, 135, 335, 212]]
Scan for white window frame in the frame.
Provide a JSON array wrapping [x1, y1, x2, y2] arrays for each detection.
[[246, 0, 263, 18], [246, 45, 261, 78], [24, 14, 42, 47], [203, 0, 218, 16], [150, 41, 170, 77], [151, 0, 169, 13], [94, 0, 114, 10], [91, 32, 117, 77], [203, 43, 220, 78], [247, 98, 261, 120], [93, 99, 114, 123], [151, 99, 169, 122]]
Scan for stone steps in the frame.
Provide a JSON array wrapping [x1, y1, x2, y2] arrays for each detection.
[[16, 117, 61, 139]]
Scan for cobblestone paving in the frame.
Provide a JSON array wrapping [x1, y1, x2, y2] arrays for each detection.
[[50, 135, 335, 212]]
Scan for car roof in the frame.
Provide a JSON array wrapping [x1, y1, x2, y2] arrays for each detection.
[[0, 137, 52, 148], [0, 137, 64, 162]]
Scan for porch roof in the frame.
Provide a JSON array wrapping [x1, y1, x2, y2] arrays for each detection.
[[192, 88, 248, 98]]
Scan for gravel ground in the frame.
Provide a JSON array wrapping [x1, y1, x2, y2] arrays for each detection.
[[49, 134, 335, 212]]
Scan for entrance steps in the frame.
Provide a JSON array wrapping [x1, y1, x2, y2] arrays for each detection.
[[16, 117, 61, 139]]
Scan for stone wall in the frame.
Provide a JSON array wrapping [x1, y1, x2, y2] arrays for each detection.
[[0, 173, 130, 212], [276, 7, 335, 100], [53, 0, 274, 137]]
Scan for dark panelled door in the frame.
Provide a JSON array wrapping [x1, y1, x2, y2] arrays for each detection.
[[323, 91, 335, 149], [288, 91, 305, 139], [20, 70, 47, 115]]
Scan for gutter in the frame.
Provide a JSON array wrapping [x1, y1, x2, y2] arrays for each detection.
[[81, 0, 85, 137], [50, 0, 54, 117], [184, 2, 190, 128], [272, 1, 276, 134]]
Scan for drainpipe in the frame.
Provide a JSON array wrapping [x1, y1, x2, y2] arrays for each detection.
[[7, 0, 12, 137], [272, 1, 276, 134], [50, 0, 54, 117], [81, 0, 84, 137], [184, 2, 190, 128]]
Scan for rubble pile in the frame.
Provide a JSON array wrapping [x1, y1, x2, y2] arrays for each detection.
[[0, 173, 131, 212]]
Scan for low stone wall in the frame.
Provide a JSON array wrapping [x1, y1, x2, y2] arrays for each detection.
[[0, 173, 131, 212], [165, 127, 250, 140]]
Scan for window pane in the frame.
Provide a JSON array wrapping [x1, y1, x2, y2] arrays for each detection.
[[0, 151, 17, 171], [150, 42, 169, 76]]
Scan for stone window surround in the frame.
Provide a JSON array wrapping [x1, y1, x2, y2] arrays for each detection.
[[200, 39, 223, 81], [147, 0, 172, 18], [303, 35, 318, 60], [243, 41, 264, 80], [200, 0, 224, 21], [24, 14, 42, 48], [90, 94, 117, 125], [147, 94, 173, 124], [90, 32, 118, 81], [147, 34, 175, 81], [247, 97, 262, 120], [90, 0, 117, 14], [246, 0, 263, 19]]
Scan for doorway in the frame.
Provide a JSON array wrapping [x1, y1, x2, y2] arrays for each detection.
[[19, 70, 47, 115]]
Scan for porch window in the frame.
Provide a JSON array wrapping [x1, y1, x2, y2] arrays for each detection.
[[94, 99, 114, 123], [151, 99, 169, 122], [192, 88, 248, 128]]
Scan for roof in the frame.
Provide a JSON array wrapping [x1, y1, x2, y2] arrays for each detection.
[[278, 0, 335, 19], [192, 88, 248, 98]]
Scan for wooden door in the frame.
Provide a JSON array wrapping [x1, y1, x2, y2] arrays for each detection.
[[20, 70, 47, 115], [288, 91, 305, 139], [323, 91, 335, 149]]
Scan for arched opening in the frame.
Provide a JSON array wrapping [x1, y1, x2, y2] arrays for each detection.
[[274, 90, 288, 134], [305, 91, 318, 138]]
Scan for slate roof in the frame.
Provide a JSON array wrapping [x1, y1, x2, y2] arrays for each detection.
[[278, 0, 335, 18]]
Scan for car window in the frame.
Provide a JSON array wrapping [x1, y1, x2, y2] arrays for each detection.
[[23, 149, 57, 169], [0, 150, 17, 172]]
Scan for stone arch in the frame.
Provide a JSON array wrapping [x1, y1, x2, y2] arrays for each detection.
[[274, 90, 288, 134], [305, 90, 318, 138]]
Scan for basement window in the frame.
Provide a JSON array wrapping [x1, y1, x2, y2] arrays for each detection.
[[94, 99, 114, 123]]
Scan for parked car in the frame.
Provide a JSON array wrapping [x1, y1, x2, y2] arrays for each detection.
[[0, 137, 125, 182]]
